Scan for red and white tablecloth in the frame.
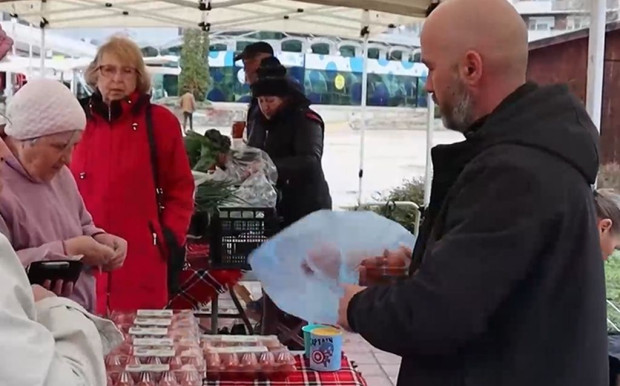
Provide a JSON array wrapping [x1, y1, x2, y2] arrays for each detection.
[[203, 355, 367, 386], [167, 241, 243, 309]]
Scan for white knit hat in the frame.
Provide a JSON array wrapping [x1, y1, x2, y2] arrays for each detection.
[[4, 78, 86, 140]]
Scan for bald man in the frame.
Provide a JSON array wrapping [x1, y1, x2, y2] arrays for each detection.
[[338, 0, 608, 385]]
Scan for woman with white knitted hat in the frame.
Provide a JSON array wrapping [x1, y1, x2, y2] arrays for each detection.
[[0, 78, 127, 313], [0, 31, 122, 386]]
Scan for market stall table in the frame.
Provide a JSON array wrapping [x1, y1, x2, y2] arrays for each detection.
[[204, 354, 368, 386]]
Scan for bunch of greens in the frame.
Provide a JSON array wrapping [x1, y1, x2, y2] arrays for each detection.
[[185, 129, 231, 172], [185, 129, 237, 217], [194, 179, 240, 214]]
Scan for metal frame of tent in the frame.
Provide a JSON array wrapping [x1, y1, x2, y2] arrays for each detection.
[[0, 0, 607, 212], [0, 0, 428, 208]]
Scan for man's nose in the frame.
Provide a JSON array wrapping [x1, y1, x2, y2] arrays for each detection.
[[425, 77, 433, 93]]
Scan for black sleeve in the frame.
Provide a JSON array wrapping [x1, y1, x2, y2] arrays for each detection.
[[272, 116, 324, 183], [347, 156, 557, 357]]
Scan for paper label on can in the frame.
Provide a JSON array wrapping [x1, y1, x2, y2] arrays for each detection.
[[136, 309, 173, 317], [128, 327, 168, 336], [132, 337, 174, 347], [133, 347, 175, 357], [210, 346, 268, 353], [134, 317, 172, 326], [310, 332, 343, 371], [125, 364, 170, 372]]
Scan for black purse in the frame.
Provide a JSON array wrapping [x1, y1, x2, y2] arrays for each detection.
[[145, 103, 186, 296]]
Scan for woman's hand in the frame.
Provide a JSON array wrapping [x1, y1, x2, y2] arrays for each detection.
[[0, 26, 13, 61], [94, 233, 127, 271], [64, 235, 115, 267], [41, 280, 74, 297], [31, 284, 56, 302]]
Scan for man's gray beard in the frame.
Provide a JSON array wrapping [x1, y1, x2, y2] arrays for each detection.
[[441, 87, 474, 133]]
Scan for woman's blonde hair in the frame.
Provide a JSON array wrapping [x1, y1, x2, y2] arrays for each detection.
[[84, 36, 151, 94]]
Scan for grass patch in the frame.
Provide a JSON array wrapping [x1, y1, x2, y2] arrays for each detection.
[[607, 252, 620, 331]]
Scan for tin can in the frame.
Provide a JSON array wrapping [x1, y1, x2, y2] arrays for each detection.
[[302, 324, 325, 358], [309, 327, 342, 372]]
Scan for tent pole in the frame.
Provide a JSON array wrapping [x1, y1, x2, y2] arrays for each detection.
[[6, 72, 12, 97], [423, 94, 434, 207], [40, 27, 46, 77], [357, 10, 370, 207], [40, 3, 48, 79], [70, 69, 76, 95], [11, 17, 16, 56], [586, 0, 605, 134], [28, 24, 33, 77]]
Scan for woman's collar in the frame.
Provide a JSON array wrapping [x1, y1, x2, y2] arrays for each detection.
[[0, 137, 40, 183], [89, 90, 148, 121]]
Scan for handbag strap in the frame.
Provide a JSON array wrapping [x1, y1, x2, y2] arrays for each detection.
[[145, 103, 165, 216]]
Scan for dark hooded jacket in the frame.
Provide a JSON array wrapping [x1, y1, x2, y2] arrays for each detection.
[[246, 97, 261, 142], [250, 96, 332, 226], [248, 58, 331, 226], [348, 83, 608, 386]]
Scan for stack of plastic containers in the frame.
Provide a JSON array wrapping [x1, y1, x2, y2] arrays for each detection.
[[202, 335, 296, 381], [105, 310, 205, 386]]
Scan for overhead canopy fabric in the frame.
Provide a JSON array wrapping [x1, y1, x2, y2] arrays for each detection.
[[0, 0, 426, 38]]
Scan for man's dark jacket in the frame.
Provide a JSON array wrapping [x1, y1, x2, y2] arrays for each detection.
[[348, 83, 608, 386]]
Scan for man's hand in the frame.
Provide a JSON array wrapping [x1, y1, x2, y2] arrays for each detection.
[[94, 233, 128, 271], [338, 284, 367, 331], [304, 243, 341, 280]]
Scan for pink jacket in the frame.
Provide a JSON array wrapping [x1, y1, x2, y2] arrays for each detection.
[[0, 140, 103, 312]]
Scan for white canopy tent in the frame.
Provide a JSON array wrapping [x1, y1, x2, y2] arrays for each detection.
[[0, 0, 430, 207], [0, 0, 426, 35], [0, 0, 606, 211]]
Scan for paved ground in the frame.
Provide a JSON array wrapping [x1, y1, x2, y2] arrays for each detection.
[[342, 331, 401, 385], [321, 124, 463, 208]]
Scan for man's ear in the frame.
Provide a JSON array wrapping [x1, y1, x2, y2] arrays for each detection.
[[462, 50, 483, 85]]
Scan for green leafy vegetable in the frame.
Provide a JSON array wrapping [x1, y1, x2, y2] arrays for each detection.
[[184, 129, 231, 172], [194, 179, 240, 214]]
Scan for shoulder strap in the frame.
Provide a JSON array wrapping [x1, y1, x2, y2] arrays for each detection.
[[145, 103, 165, 216]]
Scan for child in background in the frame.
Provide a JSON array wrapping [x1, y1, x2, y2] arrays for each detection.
[[594, 189, 620, 260]]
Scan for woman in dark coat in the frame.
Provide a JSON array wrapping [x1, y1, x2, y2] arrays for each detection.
[[247, 57, 332, 347], [248, 57, 332, 226]]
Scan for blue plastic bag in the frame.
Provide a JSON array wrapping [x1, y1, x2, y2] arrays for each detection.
[[249, 210, 415, 325]]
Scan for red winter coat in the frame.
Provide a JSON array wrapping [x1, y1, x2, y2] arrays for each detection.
[[71, 91, 194, 314]]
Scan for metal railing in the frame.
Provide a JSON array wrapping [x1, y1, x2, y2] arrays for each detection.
[[609, 299, 620, 332]]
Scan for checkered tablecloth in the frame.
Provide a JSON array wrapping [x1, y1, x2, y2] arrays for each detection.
[[203, 354, 367, 386], [167, 240, 243, 309]]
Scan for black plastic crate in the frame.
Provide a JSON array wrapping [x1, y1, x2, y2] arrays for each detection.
[[209, 207, 279, 270]]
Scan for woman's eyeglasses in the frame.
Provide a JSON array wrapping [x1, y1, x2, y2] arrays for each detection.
[[98, 65, 137, 79]]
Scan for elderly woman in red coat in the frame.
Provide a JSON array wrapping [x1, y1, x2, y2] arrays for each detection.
[[71, 36, 194, 314]]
